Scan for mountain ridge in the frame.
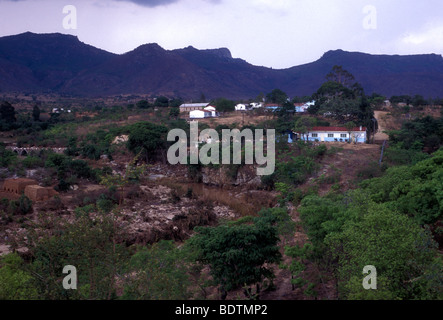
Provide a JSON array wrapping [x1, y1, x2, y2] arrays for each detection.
[[1, 32, 442, 99]]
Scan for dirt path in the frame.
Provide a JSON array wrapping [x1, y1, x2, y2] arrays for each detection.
[[374, 111, 390, 142]]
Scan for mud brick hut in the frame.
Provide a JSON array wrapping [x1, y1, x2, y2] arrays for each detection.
[[1, 178, 58, 202], [24, 185, 58, 202], [2, 178, 38, 195]]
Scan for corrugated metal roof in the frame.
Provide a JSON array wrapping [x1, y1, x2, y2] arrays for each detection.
[[294, 127, 367, 134], [180, 103, 209, 108], [310, 126, 367, 132]]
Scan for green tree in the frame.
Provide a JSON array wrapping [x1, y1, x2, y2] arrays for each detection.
[[360, 149, 443, 225], [343, 275, 397, 300], [154, 96, 170, 108], [388, 115, 443, 152], [17, 194, 33, 215], [283, 243, 313, 291], [313, 66, 375, 138], [266, 89, 288, 105], [127, 122, 169, 163], [0, 253, 39, 300], [294, 117, 318, 142], [11, 209, 130, 300], [32, 105, 41, 122], [0, 101, 16, 122], [122, 241, 193, 300], [211, 98, 235, 112], [168, 107, 180, 120], [345, 121, 356, 143], [367, 93, 387, 109], [169, 98, 184, 108], [326, 203, 440, 300], [326, 65, 356, 87], [411, 95, 428, 108], [0, 143, 18, 167], [136, 100, 152, 109], [188, 211, 282, 299]]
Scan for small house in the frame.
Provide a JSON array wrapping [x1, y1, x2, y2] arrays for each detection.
[[203, 106, 219, 117], [235, 104, 247, 111], [2, 178, 38, 195], [295, 126, 367, 144], [250, 102, 263, 109], [295, 101, 316, 113], [190, 110, 212, 119], [180, 103, 209, 113]]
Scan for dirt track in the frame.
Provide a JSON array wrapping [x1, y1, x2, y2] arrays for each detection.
[[374, 111, 390, 142]]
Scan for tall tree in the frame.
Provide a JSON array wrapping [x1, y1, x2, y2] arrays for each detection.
[[154, 96, 169, 108], [294, 117, 318, 142], [326, 65, 356, 87], [266, 89, 288, 105], [0, 101, 16, 122], [127, 122, 169, 163], [313, 66, 375, 140], [122, 240, 193, 300], [188, 211, 282, 300], [32, 104, 41, 122], [211, 98, 235, 112], [345, 121, 356, 143]]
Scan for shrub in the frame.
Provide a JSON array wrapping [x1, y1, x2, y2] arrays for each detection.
[[56, 179, 71, 192], [96, 197, 116, 213], [22, 156, 43, 169], [169, 189, 181, 204], [18, 194, 32, 215], [6, 195, 32, 215], [0, 253, 39, 300]]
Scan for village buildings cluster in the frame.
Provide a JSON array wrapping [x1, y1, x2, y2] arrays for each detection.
[[180, 100, 368, 144]]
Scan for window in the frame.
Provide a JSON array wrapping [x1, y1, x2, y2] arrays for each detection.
[[341, 134, 347, 138], [312, 133, 318, 137], [328, 134, 334, 138]]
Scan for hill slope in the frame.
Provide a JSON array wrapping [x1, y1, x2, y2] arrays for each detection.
[[1, 32, 443, 99]]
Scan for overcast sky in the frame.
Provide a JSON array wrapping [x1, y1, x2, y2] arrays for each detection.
[[0, 0, 442, 69]]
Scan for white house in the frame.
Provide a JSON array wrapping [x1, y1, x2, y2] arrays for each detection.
[[52, 108, 71, 114], [189, 110, 211, 119], [295, 126, 367, 144], [180, 103, 209, 113], [204, 106, 219, 117], [204, 105, 216, 112], [235, 104, 247, 111], [250, 103, 263, 109], [295, 101, 316, 113]]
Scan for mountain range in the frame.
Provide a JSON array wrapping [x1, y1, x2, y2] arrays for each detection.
[[1, 32, 443, 100]]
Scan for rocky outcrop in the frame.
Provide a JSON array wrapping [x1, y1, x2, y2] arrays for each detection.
[[201, 165, 262, 189], [121, 185, 231, 246]]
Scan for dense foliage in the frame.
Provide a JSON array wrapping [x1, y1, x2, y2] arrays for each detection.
[[297, 150, 443, 300], [188, 209, 283, 299]]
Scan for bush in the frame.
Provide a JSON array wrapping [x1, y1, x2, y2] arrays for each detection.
[[56, 179, 71, 192], [0, 144, 18, 167], [22, 156, 43, 169], [18, 194, 32, 215], [261, 172, 276, 190], [356, 161, 383, 180], [0, 253, 39, 300], [96, 196, 116, 213], [6, 195, 32, 215]]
